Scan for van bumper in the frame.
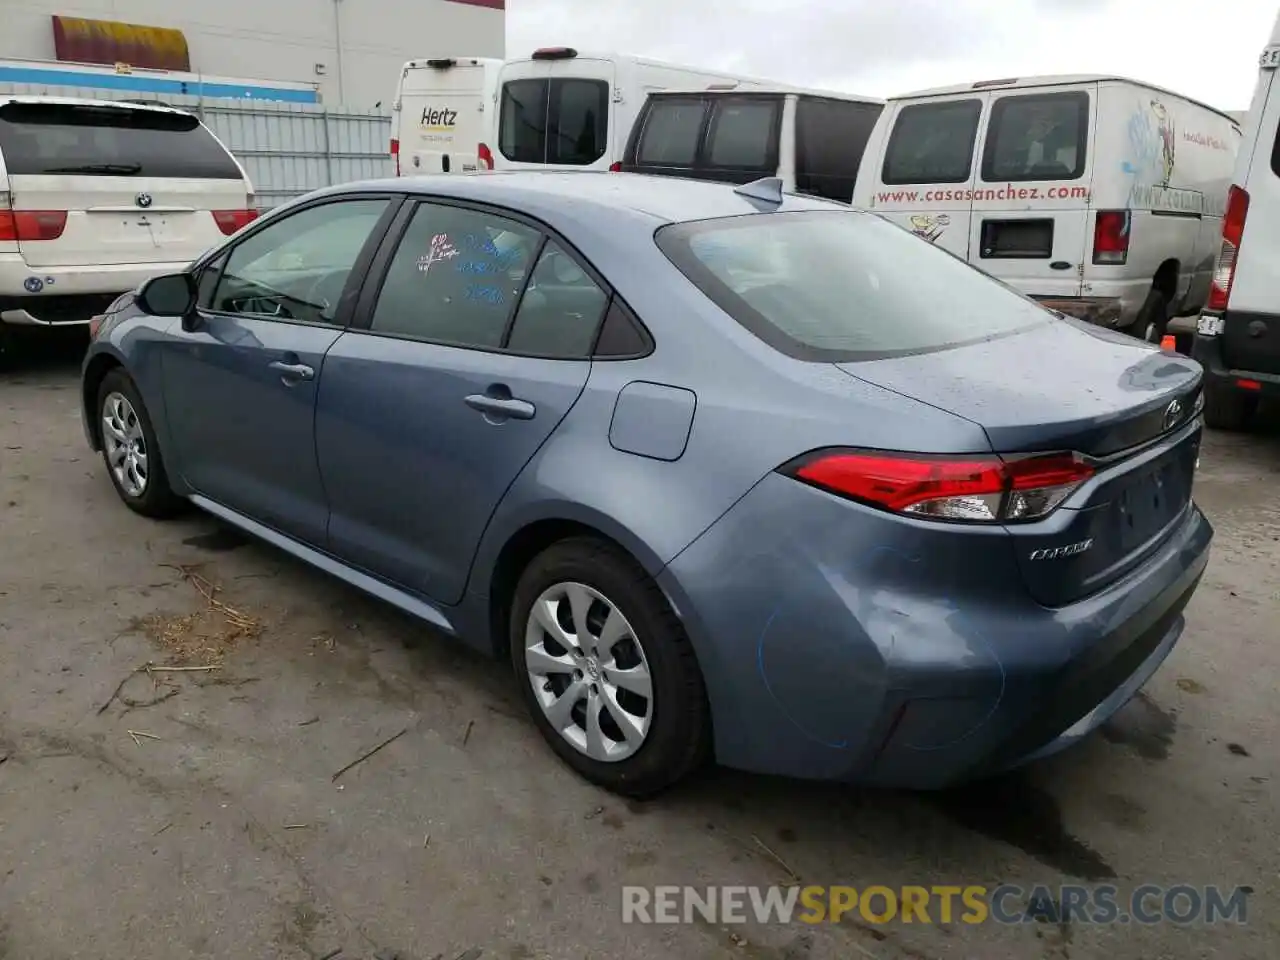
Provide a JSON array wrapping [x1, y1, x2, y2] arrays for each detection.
[[1033, 296, 1125, 328], [1193, 321, 1280, 397]]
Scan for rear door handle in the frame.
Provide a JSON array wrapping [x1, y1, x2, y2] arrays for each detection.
[[464, 393, 536, 420], [268, 360, 314, 382]]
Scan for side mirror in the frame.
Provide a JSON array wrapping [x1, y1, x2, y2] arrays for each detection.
[[137, 273, 197, 318]]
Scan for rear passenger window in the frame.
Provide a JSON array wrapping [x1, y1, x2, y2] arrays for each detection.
[[882, 100, 982, 185], [505, 241, 609, 357], [636, 99, 707, 166], [706, 99, 779, 169], [370, 203, 540, 348], [982, 92, 1089, 182], [795, 97, 884, 202]]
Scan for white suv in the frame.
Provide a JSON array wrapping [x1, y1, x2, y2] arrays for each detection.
[[0, 96, 256, 362]]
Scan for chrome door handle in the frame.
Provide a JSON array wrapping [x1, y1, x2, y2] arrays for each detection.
[[464, 393, 536, 420], [268, 360, 314, 381]]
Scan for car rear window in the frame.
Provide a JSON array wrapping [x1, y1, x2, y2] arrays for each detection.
[[981, 92, 1089, 182], [655, 210, 1050, 361], [882, 99, 982, 185], [0, 101, 242, 179], [498, 78, 609, 165]]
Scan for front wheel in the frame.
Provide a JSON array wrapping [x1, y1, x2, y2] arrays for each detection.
[[510, 537, 711, 797], [96, 369, 184, 517]]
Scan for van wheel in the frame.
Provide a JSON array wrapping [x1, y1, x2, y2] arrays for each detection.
[[1134, 288, 1170, 342], [509, 537, 711, 798], [1203, 382, 1258, 431]]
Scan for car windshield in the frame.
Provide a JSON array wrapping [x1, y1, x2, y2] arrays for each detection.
[[655, 209, 1051, 361]]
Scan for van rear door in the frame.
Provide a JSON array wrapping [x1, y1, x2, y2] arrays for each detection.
[[862, 95, 988, 260], [396, 58, 496, 174], [496, 55, 615, 171], [0, 100, 246, 268], [967, 84, 1095, 302]]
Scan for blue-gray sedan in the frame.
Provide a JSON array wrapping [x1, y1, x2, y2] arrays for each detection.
[[80, 172, 1212, 796]]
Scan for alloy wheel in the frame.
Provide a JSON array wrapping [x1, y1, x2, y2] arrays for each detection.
[[102, 391, 149, 498]]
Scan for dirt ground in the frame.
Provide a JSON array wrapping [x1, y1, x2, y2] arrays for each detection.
[[1, 338, 1277, 960]]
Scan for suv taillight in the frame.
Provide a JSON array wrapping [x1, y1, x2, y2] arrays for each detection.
[[212, 209, 258, 235], [1207, 184, 1249, 311], [478, 142, 494, 170], [783, 449, 1094, 523], [1092, 210, 1130, 265], [0, 209, 68, 241], [391, 137, 401, 176]]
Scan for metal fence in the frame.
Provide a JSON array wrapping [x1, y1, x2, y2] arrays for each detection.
[[0, 82, 393, 208]]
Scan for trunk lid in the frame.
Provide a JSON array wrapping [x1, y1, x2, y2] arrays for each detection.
[[837, 317, 1204, 606]]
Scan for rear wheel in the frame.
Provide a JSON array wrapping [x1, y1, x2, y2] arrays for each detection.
[[1203, 381, 1258, 431], [1134, 287, 1171, 343], [509, 537, 711, 797], [96, 369, 184, 517]]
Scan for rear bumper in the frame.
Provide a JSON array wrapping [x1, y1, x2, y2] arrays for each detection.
[[659, 471, 1213, 789], [1034, 296, 1125, 328], [0, 256, 189, 326], [1193, 315, 1280, 396]]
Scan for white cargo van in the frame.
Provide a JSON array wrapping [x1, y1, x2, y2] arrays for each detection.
[[494, 48, 786, 172], [620, 88, 883, 202], [0, 96, 255, 362], [391, 57, 503, 176], [1191, 14, 1280, 429], [853, 76, 1240, 341]]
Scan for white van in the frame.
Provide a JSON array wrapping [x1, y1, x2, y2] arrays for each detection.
[[391, 57, 503, 176], [0, 96, 254, 358], [853, 76, 1240, 341], [1191, 15, 1280, 429], [494, 48, 787, 172], [620, 88, 883, 203]]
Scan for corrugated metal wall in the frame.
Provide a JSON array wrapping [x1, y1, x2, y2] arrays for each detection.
[[0, 83, 393, 207]]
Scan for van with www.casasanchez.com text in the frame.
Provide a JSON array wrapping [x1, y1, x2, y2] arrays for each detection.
[[853, 75, 1241, 343]]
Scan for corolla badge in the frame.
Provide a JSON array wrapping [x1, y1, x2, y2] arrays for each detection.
[[1163, 398, 1184, 431], [1029, 539, 1093, 561], [135, 192, 153, 208]]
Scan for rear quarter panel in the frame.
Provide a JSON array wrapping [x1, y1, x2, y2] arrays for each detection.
[[1090, 82, 1239, 310]]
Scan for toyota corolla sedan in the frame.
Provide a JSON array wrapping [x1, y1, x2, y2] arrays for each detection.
[[80, 172, 1212, 796]]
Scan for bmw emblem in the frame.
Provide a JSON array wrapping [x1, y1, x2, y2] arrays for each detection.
[[23, 276, 43, 293], [135, 192, 153, 208]]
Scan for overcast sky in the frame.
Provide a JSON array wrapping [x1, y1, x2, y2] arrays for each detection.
[[507, 0, 1278, 110]]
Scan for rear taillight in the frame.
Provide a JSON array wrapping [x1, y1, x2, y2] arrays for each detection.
[[212, 209, 258, 236], [1092, 210, 1130, 265], [391, 137, 401, 176], [785, 449, 1094, 523], [609, 161, 622, 172], [478, 142, 494, 170], [0, 209, 68, 241], [1207, 184, 1249, 311]]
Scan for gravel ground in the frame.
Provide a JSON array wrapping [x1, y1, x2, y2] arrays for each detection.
[[1, 339, 1277, 960]]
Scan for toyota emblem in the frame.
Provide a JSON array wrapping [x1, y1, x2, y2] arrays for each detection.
[[1163, 398, 1184, 431], [135, 192, 153, 208]]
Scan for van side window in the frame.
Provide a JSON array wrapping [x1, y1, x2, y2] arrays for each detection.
[[705, 98, 780, 170], [795, 97, 885, 202], [882, 100, 982, 185], [982, 92, 1089, 183], [636, 99, 707, 166], [498, 78, 609, 165]]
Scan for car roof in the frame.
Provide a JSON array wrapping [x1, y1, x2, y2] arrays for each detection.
[[1, 94, 190, 115], [316, 171, 845, 226]]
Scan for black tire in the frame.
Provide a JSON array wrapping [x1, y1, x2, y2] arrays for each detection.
[[509, 536, 711, 797], [1133, 287, 1171, 342], [96, 368, 184, 518], [1203, 381, 1258, 431]]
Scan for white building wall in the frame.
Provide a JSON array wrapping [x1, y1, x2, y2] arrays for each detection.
[[4, 0, 505, 107]]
